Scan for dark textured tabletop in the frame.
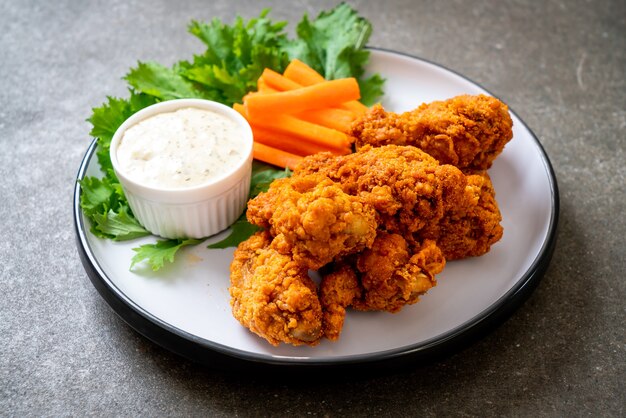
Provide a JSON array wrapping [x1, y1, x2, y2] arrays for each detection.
[[2, 0, 624, 416]]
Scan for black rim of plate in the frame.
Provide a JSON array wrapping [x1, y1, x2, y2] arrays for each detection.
[[73, 48, 560, 371]]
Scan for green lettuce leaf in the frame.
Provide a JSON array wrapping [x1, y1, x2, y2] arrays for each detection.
[[79, 176, 149, 240], [92, 207, 150, 241], [248, 162, 291, 198], [87, 96, 133, 146], [131, 239, 203, 271], [183, 10, 289, 106], [283, 3, 385, 105], [124, 62, 204, 101], [206, 219, 261, 250]]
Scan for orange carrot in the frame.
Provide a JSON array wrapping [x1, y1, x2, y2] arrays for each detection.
[[284, 59, 369, 115], [283, 59, 326, 86], [339, 100, 369, 115], [233, 60, 367, 164], [244, 78, 361, 119], [297, 108, 356, 133], [256, 77, 278, 93], [259, 69, 358, 131], [247, 113, 351, 150], [253, 142, 303, 170], [253, 126, 351, 156], [260, 68, 302, 91], [233, 102, 247, 116], [234, 103, 351, 152]]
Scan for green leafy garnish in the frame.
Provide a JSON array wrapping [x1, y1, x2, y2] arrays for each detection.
[[206, 220, 262, 250], [248, 162, 292, 198], [183, 10, 290, 106], [125, 62, 202, 101], [283, 3, 385, 105], [79, 176, 150, 241], [91, 208, 150, 241], [131, 239, 203, 271], [81, 4, 384, 271]]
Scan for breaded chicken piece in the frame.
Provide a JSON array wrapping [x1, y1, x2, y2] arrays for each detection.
[[353, 233, 444, 312], [320, 233, 445, 340], [416, 171, 503, 260], [231, 142, 504, 345], [246, 174, 377, 270], [294, 145, 468, 236], [319, 261, 361, 341], [296, 145, 503, 260], [229, 231, 323, 346], [351, 94, 513, 171]]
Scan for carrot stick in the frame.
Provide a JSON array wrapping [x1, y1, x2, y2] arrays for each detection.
[[260, 68, 359, 131], [339, 100, 369, 115], [297, 108, 356, 133], [233, 102, 246, 116], [247, 113, 352, 150], [253, 142, 303, 170], [256, 77, 278, 93], [260, 68, 302, 91], [284, 59, 369, 115], [253, 126, 351, 156], [244, 78, 361, 119], [234, 103, 351, 152], [283, 59, 326, 86]]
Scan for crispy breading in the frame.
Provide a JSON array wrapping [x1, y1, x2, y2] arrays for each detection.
[[319, 261, 361, 341], [295, 145, 503, 260], [320, 233, 445, 340], [294, 145, 468, 237], [229, 231, 323, 346], [416, 171, 503, 259], [246, 174, 378, 270], [352, 233, 444, 312], [351, 94, 513, 171]]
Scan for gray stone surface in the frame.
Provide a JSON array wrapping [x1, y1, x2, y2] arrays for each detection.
[[1, 0, 624, 416]]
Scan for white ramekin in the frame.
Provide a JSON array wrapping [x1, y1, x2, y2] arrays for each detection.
[[109, 99, 253, 239]]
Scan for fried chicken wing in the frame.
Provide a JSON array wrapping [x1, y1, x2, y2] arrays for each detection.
[[246, 174, 377, 270], [229, 231, 323, 346], [294, 145, 468, 236], [416, 171, 503, 259], [351, 94, 513, 171], [295, 145, 503, 260], [352, 233, 444, 312], [319, 261, 361, 341], [320, 233, 445, 340]]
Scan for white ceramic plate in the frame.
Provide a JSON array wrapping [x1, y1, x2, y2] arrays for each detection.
[[74, 49, 559, 369]]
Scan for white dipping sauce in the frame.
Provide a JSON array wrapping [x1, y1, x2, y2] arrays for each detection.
[[116, 107, 245, 189]]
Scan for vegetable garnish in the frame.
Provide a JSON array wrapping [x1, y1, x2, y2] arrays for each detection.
[[131, 239, 203, 272], [79, 174, 150, 241], [245, 77, 361, 118], [81, 4, 384, 271], [281, 4, 385, 105], [235, 59, 363, 168]]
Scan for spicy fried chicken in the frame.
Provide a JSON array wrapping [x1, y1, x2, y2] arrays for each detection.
[[229, 231, 323, 346], [294, 145, 503, 260], [320, 233, 445, 340], [350, 94, 513, 171], [416, 171, 503, 260], [228, 94, 512, 346], [246, 173, 377, 270], [294, 145, 468, 236]]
